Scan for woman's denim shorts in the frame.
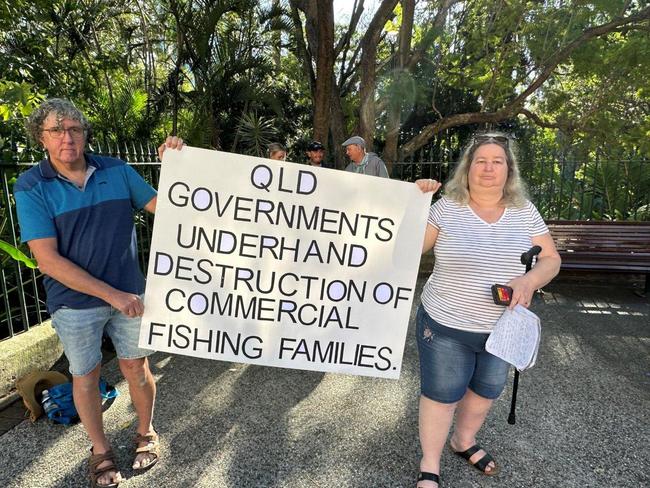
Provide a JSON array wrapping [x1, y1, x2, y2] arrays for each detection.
[[416, 305, 509, 404], [51, 299, 152, 376]]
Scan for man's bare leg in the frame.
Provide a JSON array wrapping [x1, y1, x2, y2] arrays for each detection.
[[119, 357, 157, 469], [73, 364, 122, 485]]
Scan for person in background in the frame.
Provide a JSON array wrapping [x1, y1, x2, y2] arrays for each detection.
[[342, 136, 388, 177], [14, 99, 161, 488], [413, 133, 561, 488], [268, 142, 287, 161], [306, 140, 328, 168]]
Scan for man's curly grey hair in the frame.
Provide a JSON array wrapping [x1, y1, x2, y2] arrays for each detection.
[[25, 98, 91, 145]]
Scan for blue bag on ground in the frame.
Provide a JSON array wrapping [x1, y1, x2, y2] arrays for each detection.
[[41, 378, 119, 425]]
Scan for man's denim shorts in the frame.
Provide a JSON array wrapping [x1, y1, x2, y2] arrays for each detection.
[[51, 300, 152, 376], [416, 305, 510, 404]]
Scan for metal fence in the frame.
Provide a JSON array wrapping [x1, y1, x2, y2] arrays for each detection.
[[1, 148, 649, 341], [0, 142, 160, 341], [392, 158, 650, 221]]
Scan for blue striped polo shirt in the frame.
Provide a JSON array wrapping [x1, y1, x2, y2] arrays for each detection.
[[14, 154, 157, 313]]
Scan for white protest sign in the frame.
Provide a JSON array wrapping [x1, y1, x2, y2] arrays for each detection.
[[139, 147, 430, 378]]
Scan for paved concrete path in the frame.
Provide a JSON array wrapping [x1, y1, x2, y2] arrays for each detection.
[[1, 278, 648, 487]]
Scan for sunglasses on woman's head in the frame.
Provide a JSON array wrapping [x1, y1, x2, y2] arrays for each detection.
[[472, 134, 509, 148]]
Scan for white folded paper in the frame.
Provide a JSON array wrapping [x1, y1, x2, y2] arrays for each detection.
[[485, 305, 541, 371]]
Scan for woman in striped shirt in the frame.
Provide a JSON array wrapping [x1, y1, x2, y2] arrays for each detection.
[[414, 133, 561, 487]]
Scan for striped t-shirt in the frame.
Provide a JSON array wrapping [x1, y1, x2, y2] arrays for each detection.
[[421, 196, 548, 333]]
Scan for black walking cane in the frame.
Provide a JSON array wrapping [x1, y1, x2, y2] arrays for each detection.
[[490, 245, 543, 424], [506, 245, 542, 425]]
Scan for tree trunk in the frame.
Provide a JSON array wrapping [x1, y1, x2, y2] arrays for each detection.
[[313, 0, 335, 144], [272, 0, 281, 71], [288, 1, 316, 98], [329, 75, 347, 168], [169, 0, 185, 136], [384, 0, 415, 173], [358, 53, 376, 150], [358, 0, 399, 152]]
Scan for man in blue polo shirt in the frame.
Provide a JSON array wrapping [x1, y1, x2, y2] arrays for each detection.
[[14, 99, 159, 487]]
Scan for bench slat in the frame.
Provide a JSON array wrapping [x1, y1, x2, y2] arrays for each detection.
[[546, 220, 650, 274]]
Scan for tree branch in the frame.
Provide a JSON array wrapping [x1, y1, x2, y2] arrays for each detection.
[[335, 0, 364, 56], [511, 6, 650, 108], [358, 0, 399, 146], [406, 0, 461, 71], [518, 109, 565, 130], [377, 0, 459, 115], [288, 0, 316, 97], [400, 6, 650, 157]]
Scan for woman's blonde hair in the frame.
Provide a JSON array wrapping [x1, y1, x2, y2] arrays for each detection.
[[444, 132, 528, 207], [267, 142, 286, 159]]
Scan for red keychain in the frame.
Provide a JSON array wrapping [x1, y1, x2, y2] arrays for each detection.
[[491, 284, 513, 305]]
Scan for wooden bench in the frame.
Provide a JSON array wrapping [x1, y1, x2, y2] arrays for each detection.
[[546, 220, 650, 296]]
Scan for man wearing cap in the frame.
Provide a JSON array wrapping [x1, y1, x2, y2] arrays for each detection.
[[342, 136, 389, 177], [306, 141, 329, 168]]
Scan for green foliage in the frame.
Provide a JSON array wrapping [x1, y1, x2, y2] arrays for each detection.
[[0, 239, 37, 269], [0, 81, 44, 121], [90, 78, 150, 142], [0, 81, 45, 153], [526, 158, 650, 221], [0, 0, 646, 220], [236, 111, 277, 157], [537, 26, 650, 158]]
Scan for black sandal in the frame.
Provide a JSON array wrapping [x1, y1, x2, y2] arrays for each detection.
[[417, 471, 440, 486], [450, 444, 500, 476]]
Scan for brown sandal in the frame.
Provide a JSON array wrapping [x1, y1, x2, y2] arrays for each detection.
[[133, 432, 160, 471], [88, 448, 121, 487]]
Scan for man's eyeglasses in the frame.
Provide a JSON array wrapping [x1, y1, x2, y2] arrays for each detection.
[[472, 134, 509, 148], [42, 127, 86, 139]]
